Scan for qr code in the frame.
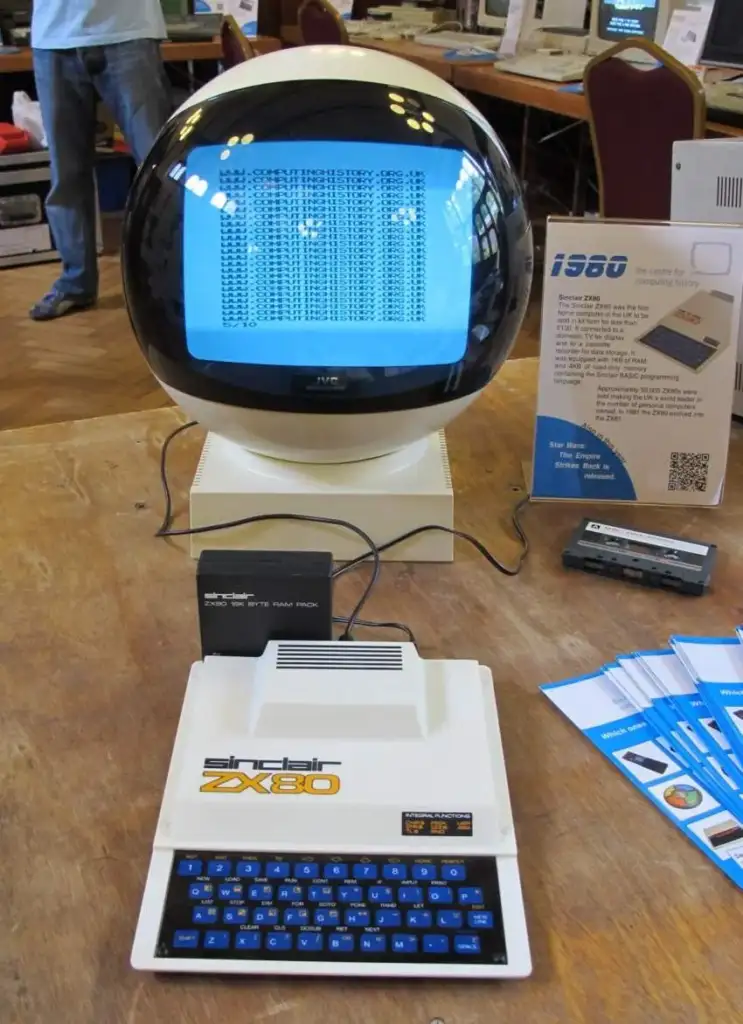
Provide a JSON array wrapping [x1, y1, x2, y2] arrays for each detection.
[[668, 452, 710, 492]]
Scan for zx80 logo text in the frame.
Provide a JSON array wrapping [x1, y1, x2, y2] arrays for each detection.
[[550, 253, 629, 279], [200, 755, 341, 796]]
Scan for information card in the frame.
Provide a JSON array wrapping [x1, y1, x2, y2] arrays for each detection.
[[532, 218, 743, 505]]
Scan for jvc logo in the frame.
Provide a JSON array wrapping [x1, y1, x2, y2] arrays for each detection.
[[550, 253, 629, 279]]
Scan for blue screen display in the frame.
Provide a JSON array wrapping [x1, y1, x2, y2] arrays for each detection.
[[182, 141, 475, 368]]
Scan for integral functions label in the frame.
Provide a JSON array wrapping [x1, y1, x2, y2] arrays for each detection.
[[402, 812, 473, 837]]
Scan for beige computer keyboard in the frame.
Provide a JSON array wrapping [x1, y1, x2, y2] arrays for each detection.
[[413, 30, 502, 51], [705, 81, 743, 117], [494, 53, 590, 83]]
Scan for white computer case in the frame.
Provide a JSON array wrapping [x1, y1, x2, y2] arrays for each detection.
[[671, 139, 743, 418]]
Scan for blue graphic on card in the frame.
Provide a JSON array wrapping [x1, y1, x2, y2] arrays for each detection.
[[639, 647, 743, 798], [541, 671, 743, 890], [671, 637, 743, 773]]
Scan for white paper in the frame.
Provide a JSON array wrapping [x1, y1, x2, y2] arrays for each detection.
[[662, 6, 713, 67], [499, 0, 526, 57]]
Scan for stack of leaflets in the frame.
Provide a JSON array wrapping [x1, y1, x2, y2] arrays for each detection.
[[542, 631, 743, 889]]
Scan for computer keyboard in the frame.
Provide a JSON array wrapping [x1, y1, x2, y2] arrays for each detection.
[[166, 15, 223, 42], [414, 30, 502, 51], [159, 849, 506, 965], [495, 53, 591, 83], [705, 82, 743, 124]]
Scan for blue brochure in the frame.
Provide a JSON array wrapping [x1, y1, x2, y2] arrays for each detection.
[[541, 670, 743, 889]]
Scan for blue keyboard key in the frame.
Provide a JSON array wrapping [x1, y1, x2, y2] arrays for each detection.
[[324, 863, 349, 880], [295, 863, 319, 879], [406, 910, 432, 928], [204, 930, 230, 950], [188, 882, 213, 899], [177, 859, 203, 877], [235, 931, 261, 950], [249, 884, 274, 901], [468, 911, 494, 928], [284, 908, 310, 926], [298, 932, 323, 952], [369, 886, 394, 903], [207, 860, 232, 877], [458, 887, 484, 905], [353, 863, 378, 881], [424, 934, 450, 954], [338, 885, 363, 903], [375, 909, 402, 927], [266, 931, 292, 951], [236, 861, 262, 878], [329, 932, 354, 952], [173, 929, 199, 948], [398, 887, 423, 904], [192, 906, 219, 924], [218, 883, 243, 900], [383, 863, 407, 881], [223, 907, 249, 924], [345, 909, 371, 926], [278, 885, 304, 902], [442, 864, 466, 882], [253, 907, 279, 925], [413, 864, 437, 881], [308, 885, 334, 902], [437, 910, 463, 929], [455, 934, 481, 955], [428, 887, 453, 905], [314, 908, 340, 926], [361, 934, 386, 953], [392, 933, 418, 954], [266, 862, 290, 879]]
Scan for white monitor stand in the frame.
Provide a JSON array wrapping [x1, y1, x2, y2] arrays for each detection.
[[517, 0, 590, 54], [188, 431, 455, 562]]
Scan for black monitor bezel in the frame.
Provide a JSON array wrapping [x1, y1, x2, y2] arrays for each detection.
[[701, 0, 743, 70]]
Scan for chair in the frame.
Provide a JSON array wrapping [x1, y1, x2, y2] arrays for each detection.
[[221, 13, 256, 68], [583, 37, 706, 221], [297, 0, 349, 45]]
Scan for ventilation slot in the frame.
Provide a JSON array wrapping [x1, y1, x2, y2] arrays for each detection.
[[736, 361, 743, 395], [275, 644, 404, 671], [438, 431, 453, 490], [716, 176, 743, 210]]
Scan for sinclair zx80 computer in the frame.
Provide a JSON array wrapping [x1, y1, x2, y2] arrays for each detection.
[[131, 642, 532, 978]]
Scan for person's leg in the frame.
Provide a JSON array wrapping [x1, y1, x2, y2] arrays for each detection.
[[31, 47, 99, 318], [93, 39, 172, 167]]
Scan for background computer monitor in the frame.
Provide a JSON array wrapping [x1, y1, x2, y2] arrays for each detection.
[[160, 0, 194, 16], [700, 0, 743, 70], [477, 0, 510, 32], [587, 0, 686, 56]]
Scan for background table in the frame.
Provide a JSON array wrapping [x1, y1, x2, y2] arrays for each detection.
[[2, 358, 742, 1024]]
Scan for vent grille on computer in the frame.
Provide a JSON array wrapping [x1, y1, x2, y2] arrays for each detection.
[[219, 167, 426, 326], [716, 176, 743, 210], [736, 361, 743, 395], [275, 643, 404, 671]]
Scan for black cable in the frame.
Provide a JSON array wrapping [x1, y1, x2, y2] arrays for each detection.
[[332, 615, 417, 645], [332, 493, 530, 580], [154, 421, 530, 643], [155, 422, 380, 641], [156, 419, 198, 535]]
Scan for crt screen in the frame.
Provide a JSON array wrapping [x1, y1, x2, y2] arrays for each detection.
[[485, 0, 509, 16], [704, 0, 743, 58], [182, 140, 475, 368], [598, 0, 659, 42]]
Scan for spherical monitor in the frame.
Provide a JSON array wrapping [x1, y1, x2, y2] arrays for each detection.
[[122, 45, 533, 463]]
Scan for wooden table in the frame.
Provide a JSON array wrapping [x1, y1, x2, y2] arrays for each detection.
[[2, 357, 742, 1023], [362, 40, 743, 138], [0, 36, 281, 75]]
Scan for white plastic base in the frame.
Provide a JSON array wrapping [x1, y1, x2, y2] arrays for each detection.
[[189, 431, 455, 562]]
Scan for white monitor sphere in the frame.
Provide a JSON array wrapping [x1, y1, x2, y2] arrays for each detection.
[[122, 45, 533, 463]]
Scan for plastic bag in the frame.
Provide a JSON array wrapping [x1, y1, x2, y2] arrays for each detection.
[[11, 91, 47, 149]]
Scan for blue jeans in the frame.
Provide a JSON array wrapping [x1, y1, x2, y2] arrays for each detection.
[[32, 40, 172, 298]]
